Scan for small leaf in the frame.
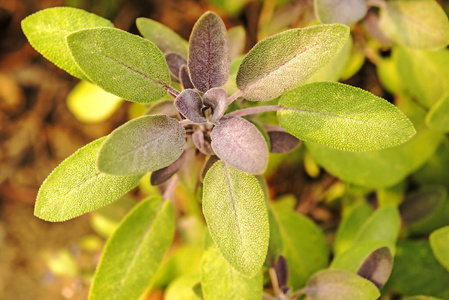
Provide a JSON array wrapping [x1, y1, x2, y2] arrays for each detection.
[[304, 269, 380, 300], [174, 89, 206, 123], [192, 130, 214, 156], [201, 246, 263, 300], [179, 65, 194, 89], [21, 7, 113, 81], [136, 17, 189, 57], [97, 115, 185, 175], [89, 197, 175, 300], [275, 255, 289, 289], [150, 151, 186, 185], [211, 117, 268, 174], [202, 161, 269, 277], [278, 82, 416, 151], [267, 130, 300, 153], [67, 27, 171, 104], [35, 138, 142, 222], [426, 95, 449, 132], [236, 24, 349, 101], [430, 226, 449, 272], [314, 0, 367, 25], [356, 247, 393, 289], [202, 88, 228, 123], [379, 0, 449, 49], [188, 11, 230, 92], [165, 52, 187, 79]]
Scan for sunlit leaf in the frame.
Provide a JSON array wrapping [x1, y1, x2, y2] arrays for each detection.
[[314, 0, 367, 25], [202, 161, 269, 277], [165, 275, 201, 300], [174, 89, 206, 123], [430, 226, 449, 272], [97, 115, 185, 175], [354, 205, 400, 245], [426, 95, 449, 132]]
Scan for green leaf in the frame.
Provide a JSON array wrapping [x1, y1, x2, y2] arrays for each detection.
[[21, 7, 113, 81], [278, 82, 415, 151], [202, 161, 269, 277], [201, 246, 263, 300], [97, 115, 185, 176], [314, 0, 367, 25], [236, 24, 349, 101], [430, 226, 449, 272], [67, 27, 171, 104], [413, 141, 449, 190], [35, 138, 142, 222], [89, 197, 175, 300], [136, 17, 188, 57], [426, 95, 449, 132], [304, 269, 380, 300], [165, 275, 201, 300], [306, 127, 443, 187], [271, 201, 329, 289], [379, 0, 449, 50]]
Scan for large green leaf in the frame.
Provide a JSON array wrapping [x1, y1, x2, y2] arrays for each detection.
[[430, 226, 449, 272], [202, 161, 269, 277], [67, 27, 171, 103], [278, 82, 415, 152], [271, 201, 329, 289], [426, 95, 449, 132], [314, 0, 367, 25], [89, 197, 175, 300], [97, 115, 185, 176], [201, 246, 263, 300], [379, 0, 449, 49], [21, 7, 113, 81], [236, 24, 349, 101], [35, 138, 142, 222]]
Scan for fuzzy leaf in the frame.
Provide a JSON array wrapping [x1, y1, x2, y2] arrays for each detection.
[[304, 269, 380, 300], [314, 0, 367, 25], [67, 27, 171, 104], [357, 247, 393, 289], [179, 65, 194, 89], [236, 24, 349, 101], [174, 89, 206, 123], [193, 130, 214, 156], [202, 161, 269, 277], [35, 138, 142, 222], [379, 0, 449, 49], [202, 88, 228, 123], [201, 246, 263, 299], [430, 226, 449, 272], [136, 17, 189, 57], [89, 197, 174, 300], [426, 95, 449, 132], [21, 7, 113, 81], [211, 117, 268, 174], [278, 82, 415, 151], [165, 52, 187, 79], [150, 151, 186, 185], [267, 130, 300, 153], [188, 11, 230, 92], [97, 115, 185, 176]]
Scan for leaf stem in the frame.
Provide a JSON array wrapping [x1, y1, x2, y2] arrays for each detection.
[[227, 89, 244, 104], [167, 85, 181, 98], [162, 175, 179, 202], [225, 105, 283, 118], [366, 0, 387, 9]]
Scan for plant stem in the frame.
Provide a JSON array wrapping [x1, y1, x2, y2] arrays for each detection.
[[227, 90, 244, 103], [163, 175, 179, 202], [225, 105, 283, 118], [167, 86, 181, 98], [366, 0, 387, 8]]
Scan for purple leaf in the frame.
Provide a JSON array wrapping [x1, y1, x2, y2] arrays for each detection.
[[203, 88, 228, 123], [174, 89, 205, 123], [179, 65, 194, 89], [192, 130, 215, 155], [150, 151, 186, 185], [275, 255, 289, 290], [165, 52, 187, 79], [356, 247, 393, 289], [267, 130, 301, 153], [211, 116, 268, 174], [188, 11, 230, 92]]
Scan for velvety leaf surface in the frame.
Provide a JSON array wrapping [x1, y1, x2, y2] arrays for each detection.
[[35, 138, 142, 222], [150, 151, 186, 185], [304, 269, 380, 300], [179, 65, 194, 89], [430, 226, 449, 272], [271, 201, 329, 289], [278, 82, 415, 151], [136, 17, 189, 57], [188, 11, 230, 92], [356, 247, 393, 289], [202, 161, 269, 277], [146, 99, 179, 118], [67, 27, 171, 103], [174, 89, 205, 123], [379, 0, 449, 49], [426, 95, 449, 132], [21, 7, 113, 81], [314, 0, 367, 25], [211, 117, 268, 174], [236, 24, 349, 101], [165, 52, 187, 79], [193, 130, 214, 156], [201, 246, 263, 299], [89, 198, 175, 300], [202, 88, 228, 123], [267, 130, 300, 153], [97, 115, 185, 175]]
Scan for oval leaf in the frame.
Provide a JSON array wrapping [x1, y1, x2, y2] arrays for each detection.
[[179, 65, 194, 89], [304, 269, 380, 300], [202, 161, 269, 277], [165, 52, 187, 79], [21, 7, 113, 81], [211, 117, 268, 174], [67, 27, 171, 104], [267, 130, 300, 153], [236, 24, 349, 101], [426, 95, 449, 132], [357, 246, 393, 289], [278, 82, 416, 151], [35, 138, 142, 222], [174, 89, 206, 123], [188, 11, 230, 92], [314, 0, 367, 25], [89, 197, 175, 300], [97, 115, 185, 176], [430, 226, 449, 272], [203, 88, 228, 123]]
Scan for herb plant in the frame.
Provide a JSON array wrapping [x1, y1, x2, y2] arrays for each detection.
[[20, 3, 438, 299]]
